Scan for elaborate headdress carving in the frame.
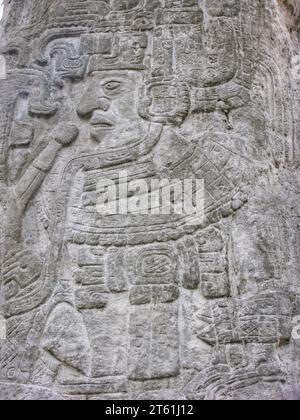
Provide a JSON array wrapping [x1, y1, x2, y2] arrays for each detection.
[[80, 32, 149, 73], [1, 0, 262, 130]]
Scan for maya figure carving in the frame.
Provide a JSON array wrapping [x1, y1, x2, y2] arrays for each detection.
[[0, 0, 300, 400]]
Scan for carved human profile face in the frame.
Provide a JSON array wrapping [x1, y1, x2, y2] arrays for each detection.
[[77, 70, 147, 147]]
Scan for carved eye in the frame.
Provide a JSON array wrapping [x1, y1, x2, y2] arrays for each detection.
[[104, 81, 121, 92]]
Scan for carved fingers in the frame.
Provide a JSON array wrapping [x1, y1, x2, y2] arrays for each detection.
[[52, 124, 79, 147]]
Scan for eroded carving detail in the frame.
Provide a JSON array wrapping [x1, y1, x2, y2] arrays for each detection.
[[0, 0, 299, 400]]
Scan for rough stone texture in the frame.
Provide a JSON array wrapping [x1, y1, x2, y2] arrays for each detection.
[[0, 0, 299, 401]]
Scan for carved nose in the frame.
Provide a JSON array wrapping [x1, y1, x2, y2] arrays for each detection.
[[77, 96, 111, 119], [97, 98, 111, 112]]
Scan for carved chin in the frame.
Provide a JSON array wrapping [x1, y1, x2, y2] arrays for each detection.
[[90, 127, 115, 143]]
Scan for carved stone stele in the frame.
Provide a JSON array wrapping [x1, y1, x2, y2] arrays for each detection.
[[0, 0, 300, 401]]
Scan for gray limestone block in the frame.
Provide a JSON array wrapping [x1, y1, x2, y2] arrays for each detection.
[[0, 0, 299, 400]]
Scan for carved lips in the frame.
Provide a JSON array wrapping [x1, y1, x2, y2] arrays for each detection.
[[91, 115, 115, 130]]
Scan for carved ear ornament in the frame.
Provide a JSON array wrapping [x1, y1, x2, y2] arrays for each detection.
[[138, 77, 191, 127]]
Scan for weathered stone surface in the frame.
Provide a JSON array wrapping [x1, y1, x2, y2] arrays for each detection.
[[0, 0, 299, 400]]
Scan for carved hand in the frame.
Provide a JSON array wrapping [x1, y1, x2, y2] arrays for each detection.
[[52, 124, 80, 147]]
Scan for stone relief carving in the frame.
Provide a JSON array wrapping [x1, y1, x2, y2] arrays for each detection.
[[0, 0, 299, 400]]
